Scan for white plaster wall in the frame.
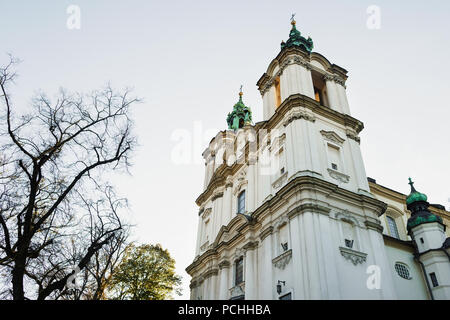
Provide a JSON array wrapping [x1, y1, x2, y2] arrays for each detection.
[[384, 243, 429, 300]]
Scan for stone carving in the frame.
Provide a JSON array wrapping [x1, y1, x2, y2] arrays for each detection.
[[272, 249, 293, 270], [229, 282, 245, 299], [201, 208, 212, 219], [345, 129, 360, 143], [320, 130, 345, 145], [339, 247, 367, 265], [283, 108, 315, 126], [335, 210, 360, 227], [272, 171, 288, 190], [327, 168, 350, 184]]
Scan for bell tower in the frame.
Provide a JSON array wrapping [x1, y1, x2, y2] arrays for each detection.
[[406, 178, 450, 300], [187, 17, 399, 300]]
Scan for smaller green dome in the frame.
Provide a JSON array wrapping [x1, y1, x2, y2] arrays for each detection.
[[280, 19, 313, 53], [407, 213, 442, 230], [226, 89, 252, 131], [406, 178, 427, 205]]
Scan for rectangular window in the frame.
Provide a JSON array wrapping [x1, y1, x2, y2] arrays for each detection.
[[237, 191, 245, 214], [430, 272, 439, 287], [235, 257, 244, 285]]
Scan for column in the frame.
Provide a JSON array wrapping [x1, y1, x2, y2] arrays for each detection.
[[324, 75, 340, 112], [300, 65, 315, 99], [244, 243, 258, 299], [347, 138, 370, 193], [289, 214, 306, 299], [247, 164, 256, 212], [222, 184, 232, 226], [195, 217, 202, 256], [218, 262, 230, 300], [335, 82, 351, 114], [259, 231, 274, 299]]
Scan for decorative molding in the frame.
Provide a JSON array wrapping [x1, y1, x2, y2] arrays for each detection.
[[259, 226, 274, 241], [365, 220, 384, 233], [201, 208, 212, 219], [200, 241, 209, 252], [334, 76, 347, 88], [321, 130, 345, 145], [272, 171, 288, 190], [288, 203, 331, 219], [211, 192, 224, 202], [327, 168, 350, 184], [243, 240, 259, 251], [259, 55, 312, 95], [274, 215, 289, 230], [339, 247, 367, 265], [283, 107, 316, 127], [335, 210, 360, 227], [233, 180, 247, 196], [202, 268, 219, 279], [218, 260, 231, 270], [345, 129, 360, 143], [272, 249, 292, 270], [229, 282, 245, 299]]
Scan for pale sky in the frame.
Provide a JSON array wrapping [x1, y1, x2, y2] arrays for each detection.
[[1, 0, 449, 299]]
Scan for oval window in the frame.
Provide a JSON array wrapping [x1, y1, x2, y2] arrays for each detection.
[[394, 262, 411, 280]]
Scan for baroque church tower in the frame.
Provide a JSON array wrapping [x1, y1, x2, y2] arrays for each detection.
[[186, 18, 450, 300]]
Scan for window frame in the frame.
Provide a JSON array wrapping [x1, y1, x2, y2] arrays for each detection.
[[394, 262, 411, 280], [237, 190, 246, 214], [386, 215, 400, 239], [234, 257, 244, 285]]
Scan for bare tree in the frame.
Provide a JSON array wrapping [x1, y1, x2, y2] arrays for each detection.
[[0, 55, 139, 300]]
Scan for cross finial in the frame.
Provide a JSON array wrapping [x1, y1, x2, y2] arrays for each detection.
[[240, 84, 243, 92], [408, 177, 417, 193], [291, 13, 296, 22]]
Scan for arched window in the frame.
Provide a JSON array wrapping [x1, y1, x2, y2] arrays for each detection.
[[386, 216, 400, 239], [237, 190, 246, 214]]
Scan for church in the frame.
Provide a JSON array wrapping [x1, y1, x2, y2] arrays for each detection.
[[186, 18, 450, 300]]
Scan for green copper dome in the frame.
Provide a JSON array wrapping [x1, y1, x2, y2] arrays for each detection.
[[406, 178, 428, 205], [407, 213, 443, 230], [226, 90, 252, 131], [405, 178, 443, 232], [280, 19, 313, 53]]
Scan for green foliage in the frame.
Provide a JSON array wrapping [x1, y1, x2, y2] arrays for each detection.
[[107, 244, 182, 300]]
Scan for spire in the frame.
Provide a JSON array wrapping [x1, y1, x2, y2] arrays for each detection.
[[226, 86, 253, 131], [406, 177, 428, 205], [280, 14, 314, 53], [405, 178, 443, 232]]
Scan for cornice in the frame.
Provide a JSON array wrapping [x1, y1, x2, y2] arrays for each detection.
[[262, 94, 364, 135], [259, 226, 274, 241], [218, 260, 231, 269], [257, 47, 348, 95], [364, 220, 384, 233]]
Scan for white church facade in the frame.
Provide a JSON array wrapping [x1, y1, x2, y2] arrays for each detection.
[[186, 19, 450, 300]]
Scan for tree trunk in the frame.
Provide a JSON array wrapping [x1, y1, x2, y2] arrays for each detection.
[[12, 254, 26, 300]]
